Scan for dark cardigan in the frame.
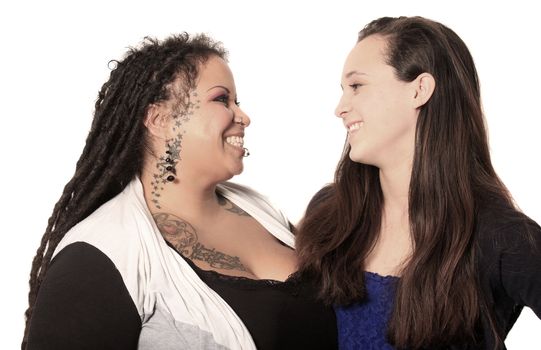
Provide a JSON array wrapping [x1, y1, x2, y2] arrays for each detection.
[[471, 201, 541, 349]]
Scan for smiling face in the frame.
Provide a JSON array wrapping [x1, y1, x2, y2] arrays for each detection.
[[335, 35, 419, 169], [181, 55, 250, 180], [149, 55, 251, 185]]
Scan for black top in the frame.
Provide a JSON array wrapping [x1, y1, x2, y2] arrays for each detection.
[[25, 241, 337, 350], [179, 251, 338, 350], [474, 201, 541, 349]]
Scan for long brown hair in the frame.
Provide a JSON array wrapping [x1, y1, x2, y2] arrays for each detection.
[[23, 34, 226, 348], [296, 16, 514, 348]]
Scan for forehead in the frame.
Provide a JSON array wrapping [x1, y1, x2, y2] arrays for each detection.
[[196, 55, 235, 90], [343, 35, 389, 75]]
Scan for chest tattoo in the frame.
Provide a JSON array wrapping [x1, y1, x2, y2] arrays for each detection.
[[152, 212, 247, 272]]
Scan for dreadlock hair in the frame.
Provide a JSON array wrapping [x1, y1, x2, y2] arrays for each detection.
[[22, 33, 227, 348]]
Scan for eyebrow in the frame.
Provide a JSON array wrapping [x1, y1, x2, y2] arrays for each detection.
[[345, 71, 368, 78], [207, 85, 231, 93]]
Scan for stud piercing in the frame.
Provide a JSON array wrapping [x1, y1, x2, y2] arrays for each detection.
[[235, 116, 245, 126]]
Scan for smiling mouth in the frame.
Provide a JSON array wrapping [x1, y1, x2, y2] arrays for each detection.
[[225, 136, 244, 148], [347, 121, 364, 133]]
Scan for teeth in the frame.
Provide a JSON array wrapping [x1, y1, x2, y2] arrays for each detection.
[[225, 136, 244, 148], [348, 122, 364, 132]]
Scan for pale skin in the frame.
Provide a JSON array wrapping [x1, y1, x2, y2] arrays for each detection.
[[335, 35, 435, 277], [140, 56, 297, 281]]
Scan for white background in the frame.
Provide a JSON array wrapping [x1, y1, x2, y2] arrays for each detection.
[[1, 0, 539, 348]]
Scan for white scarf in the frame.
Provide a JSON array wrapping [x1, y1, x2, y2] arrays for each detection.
[[53, 178, 295, 349]]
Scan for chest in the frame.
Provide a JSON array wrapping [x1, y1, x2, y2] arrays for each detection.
[[364, 227, 412, 276], [168, 214, 297, 281]]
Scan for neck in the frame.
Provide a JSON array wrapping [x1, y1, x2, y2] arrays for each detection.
[[379, 157, 412, 226], [140, 165, 222, 221]]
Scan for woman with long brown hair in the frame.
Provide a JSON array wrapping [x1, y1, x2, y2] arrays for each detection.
[[296, 16, 541, 349]]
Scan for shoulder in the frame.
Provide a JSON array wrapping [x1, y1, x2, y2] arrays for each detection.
[[476, 203, 541, 255], [47, 242, 132, 292], [51, 187, 151, 313], [475, 202, 541, 288], [53, 240, 118, 268], [475, 204, 541, 314], [53, 189, 144, 259], [27, 242, 141, 349]]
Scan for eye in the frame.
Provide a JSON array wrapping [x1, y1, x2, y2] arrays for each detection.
[[349, 83, 363, 92], [214, 94, 230, 105], [213, 94, 241, 108]]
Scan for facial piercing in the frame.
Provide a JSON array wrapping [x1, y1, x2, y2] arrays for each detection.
[[243, 147, 250, 157], [235, 116, 245, 126], [165, 150, 176, 182]]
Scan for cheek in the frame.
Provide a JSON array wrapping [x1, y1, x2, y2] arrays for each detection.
[[208, 104, 233, 120], [372, 88, 412, 123], [365, 97, 416, 145], [191, 110, 230, 138], [206, 111, 233, 137]]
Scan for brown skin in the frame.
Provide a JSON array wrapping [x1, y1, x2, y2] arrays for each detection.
[[141, 56, 296, 281]]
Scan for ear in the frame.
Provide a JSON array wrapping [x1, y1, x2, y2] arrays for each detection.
[[412, 73, 435, 109], [144, 104, 169, 139]]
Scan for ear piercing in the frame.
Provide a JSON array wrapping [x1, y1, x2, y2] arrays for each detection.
[[165, 150, 176, 182]]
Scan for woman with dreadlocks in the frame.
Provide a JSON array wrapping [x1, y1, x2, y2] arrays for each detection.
[[296, 16, 541, 349], [23, 34, 337, 350]]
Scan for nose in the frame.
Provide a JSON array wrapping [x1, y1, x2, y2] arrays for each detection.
[[234, 105, 251, 127], [335, 93, 351, 119]]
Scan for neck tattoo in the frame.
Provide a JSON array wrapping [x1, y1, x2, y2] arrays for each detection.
[[151, 91, 200, 209]]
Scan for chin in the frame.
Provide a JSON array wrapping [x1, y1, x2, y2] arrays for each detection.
[[220, 161, 243, 181], [348, 148, 364, 164], [231, 163, 244, 176], [348, 148, 375, 166]]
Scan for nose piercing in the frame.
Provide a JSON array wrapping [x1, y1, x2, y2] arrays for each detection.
[[235, 116, 245, 126]]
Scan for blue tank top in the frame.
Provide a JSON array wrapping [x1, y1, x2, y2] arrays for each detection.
[[335, 271, 399, 349]]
